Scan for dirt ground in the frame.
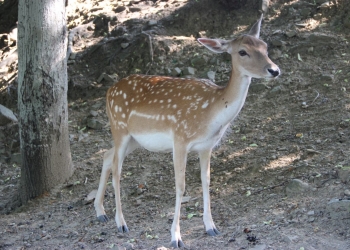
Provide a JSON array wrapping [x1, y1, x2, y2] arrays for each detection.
[[0, 0, 350, 249]]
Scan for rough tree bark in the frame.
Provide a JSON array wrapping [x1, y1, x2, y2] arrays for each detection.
[[17, 0, 73, 204]]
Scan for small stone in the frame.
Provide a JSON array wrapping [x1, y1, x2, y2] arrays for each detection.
[[285, 30, 297, 38], [97, 73, 105, 83], [207, 71, 215, 81], [114, 6, 126, 13], [181, 196, 191, 204], [121, 43, 130, 49], [156, 247, 168, 250], [148, 20, 157, 26], [183, 67, 196, 75], [344, 189, 350, 196], [249, 244, 266, 250], [338, 167, 350, 183], [170, 67, 182, 77], [87, 118, 104, 130], [308, 217, 315, 222], [285, 179, 310, 196], [90, 110, 98, 117], [136, 188, 143, 195], [129, 7, 141, 12], [69, 52, 77, 60], [198, 31, 206, 38], [320, 74, 334, 83], [122, 242, 134, 250], [271, 40, 283, 47], [313, 13, 322, 20], [307, 210, 315, 216], [326, 199, 350, 219]]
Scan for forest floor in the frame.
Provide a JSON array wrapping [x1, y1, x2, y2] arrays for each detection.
[[0, 0, 350, 249]]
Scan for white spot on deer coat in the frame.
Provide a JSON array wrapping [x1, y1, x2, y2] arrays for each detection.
[[201, 100, 209, 109]]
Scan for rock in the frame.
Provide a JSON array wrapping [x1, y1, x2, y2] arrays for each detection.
[[308, 34, 334, 44], [337, 168, 350, 183], [207, 71, 215, 81], [250, 244, 266, 250], [285, 30, 297, 38], [156, 247, 169, 250], [183, 67, 196, 75], [307, 210, 315, 216], [122, 242, 134, 250], [181, 196, 191, 204], [313, 13, 322, 20], [319, 1, 331, 9], [170, 67, 182, 77], [87, 118, 104, 130], [129, 7, 141, 12], [90, 110, 98, 117], [114, 6, 126, 13], [97, 73, 119, 83], [148, 20, 157, 26], [320, 74, 334, 83], [121, 43, 130, 49], [285, 179, 310, 196], [344, 189, 350, 196], [326, 199, 350, 220], [69, 52, 77, 60], [198, 31, 206, 38], [0, 105, 18, 126], [271, 40, 283, 47]]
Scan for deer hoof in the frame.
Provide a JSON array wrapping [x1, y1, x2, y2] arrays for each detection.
[[118, 225, 129, 233], [97, 215, 109, 223], [170, 239, 185, 248], [207, 228, 221, 236]]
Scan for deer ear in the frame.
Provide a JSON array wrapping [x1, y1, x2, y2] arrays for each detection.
[[248, 14, 263, 39], [198, 38, 231, 54]]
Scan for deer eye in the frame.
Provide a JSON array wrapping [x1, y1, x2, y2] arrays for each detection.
[[239, 50, 248, 56]]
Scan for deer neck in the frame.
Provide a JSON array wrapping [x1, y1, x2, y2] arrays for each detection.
[[212, 68, 252, 126]]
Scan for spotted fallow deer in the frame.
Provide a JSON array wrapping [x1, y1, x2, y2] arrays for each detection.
[[94, 14, 280, 248]]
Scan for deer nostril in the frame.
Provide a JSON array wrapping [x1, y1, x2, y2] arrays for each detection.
[[268, 68, 279, 77]]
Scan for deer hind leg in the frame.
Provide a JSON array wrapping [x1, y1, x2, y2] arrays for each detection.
[[170, 144, 188, 248], [111, 136, 140, 233], [199, 149, 220, 236], [94, 137, 139, 229], [95, 147, 115, 222]]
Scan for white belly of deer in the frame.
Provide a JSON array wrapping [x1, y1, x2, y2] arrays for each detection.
[[131, 132, 174, 152]]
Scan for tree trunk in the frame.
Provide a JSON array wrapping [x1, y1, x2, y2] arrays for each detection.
[[17, 0, 73, 204]]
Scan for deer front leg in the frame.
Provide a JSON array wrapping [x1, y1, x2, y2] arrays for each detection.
[[94, 147, 114, 222], [170, 145, 188, 248], [199, 149, 220, 236]]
